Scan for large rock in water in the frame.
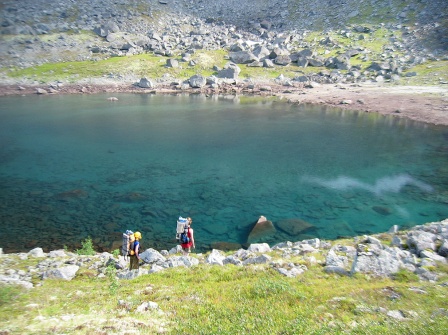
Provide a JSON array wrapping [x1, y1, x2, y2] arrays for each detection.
[[247, 216, 276, 243], [276, 218, 314, 235]]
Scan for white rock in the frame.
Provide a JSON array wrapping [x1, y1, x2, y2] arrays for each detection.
[[247, 243, 271, 253], [28, 248, 46, 258], [42, 265, 79, 280]]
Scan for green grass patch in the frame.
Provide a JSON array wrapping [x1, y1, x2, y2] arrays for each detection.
[[1, 254, 448, 334], [391, 269, 420, 283], [5, 49, 306, 84], [0, 284, 24, 307], [6, 50, 229, 83], [402, 61, 448, 85]]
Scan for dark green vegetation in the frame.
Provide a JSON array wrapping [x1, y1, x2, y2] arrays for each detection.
[[75, 237, 96, 256]]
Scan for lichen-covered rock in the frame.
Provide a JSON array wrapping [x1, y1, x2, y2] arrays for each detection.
[[42, 265, 79, 280], [407, 231, 436, 255], [138, 77, 155, 88], [165, 256, 199, 268], [205, 249, 225, 266], [242, 254, 271, 265], [351, 247, 406, 277], [140, 248, 166, 265], [229, 51, 258, 64], [217, 62, 241, 79], [247, 243, 271, 253], [223, 255, 243, 266], [189, 74, 207, 88], [28, 247, 46, 258]]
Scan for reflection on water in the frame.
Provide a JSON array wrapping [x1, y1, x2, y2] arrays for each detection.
[[303, 174, 434, 195], [0, 93, 447, 253]]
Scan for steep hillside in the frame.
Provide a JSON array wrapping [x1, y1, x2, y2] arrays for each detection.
[[0, 0, 447, 89]]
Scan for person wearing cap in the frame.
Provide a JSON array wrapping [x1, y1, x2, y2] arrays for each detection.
[[129, 231, 142, 270]]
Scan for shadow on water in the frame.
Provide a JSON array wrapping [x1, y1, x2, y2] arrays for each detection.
[[0, 93, 447, 253]]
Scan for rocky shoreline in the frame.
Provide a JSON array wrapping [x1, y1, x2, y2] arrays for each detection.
[[2, 81, 447, 126], [1, 219, 447, 289], [1, 0, 447, 69]]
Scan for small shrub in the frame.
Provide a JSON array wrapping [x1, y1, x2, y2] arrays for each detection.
[[106, 263, 120, 295], [76, 237, 96, 256], [112, 249, 120, 258]]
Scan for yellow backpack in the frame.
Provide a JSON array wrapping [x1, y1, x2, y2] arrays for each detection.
[[128, 234, 136, 255]]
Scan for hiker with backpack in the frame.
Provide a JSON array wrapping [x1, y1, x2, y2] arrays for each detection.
[[180, 217, 195, 255], [122, 230, 134, 261], [129, 231, 142, 270]]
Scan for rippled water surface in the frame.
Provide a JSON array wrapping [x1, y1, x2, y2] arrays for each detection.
[[1, 93, 447, 252]]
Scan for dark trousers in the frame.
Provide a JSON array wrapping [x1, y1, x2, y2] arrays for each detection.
[[129, 255, 139, 270]]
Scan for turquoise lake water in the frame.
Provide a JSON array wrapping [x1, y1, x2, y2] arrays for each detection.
[[0, 93, 447, 253]]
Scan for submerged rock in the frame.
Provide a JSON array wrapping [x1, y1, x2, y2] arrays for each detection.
[[210, 241, 242, 251], [55, 189, 88, 201], [372, 206, 392, 216], [276, 218, 314, 235], [114, 192, 148, 202], [247, 216, 276, 243]]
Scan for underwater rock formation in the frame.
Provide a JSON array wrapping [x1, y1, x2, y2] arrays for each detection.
[[55, 189, 88, 201], [276, 218, 314, 236], [210, 241, 242, 251], [247, 215, 276, 243]]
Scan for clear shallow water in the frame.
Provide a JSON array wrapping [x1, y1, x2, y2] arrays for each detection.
[[0, 93, 447, 252]]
